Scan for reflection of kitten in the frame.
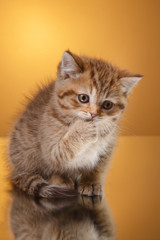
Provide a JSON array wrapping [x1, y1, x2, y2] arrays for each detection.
[[10, 189, 115, 240], [9, 50, 142, 198]]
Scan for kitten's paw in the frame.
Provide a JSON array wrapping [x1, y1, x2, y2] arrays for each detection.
[[78, 183, 102, 196], [74, 120, 97, 144]]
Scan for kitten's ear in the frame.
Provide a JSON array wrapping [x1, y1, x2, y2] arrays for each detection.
[[61, 50, 84, 79], [119, 74, 143, 95]]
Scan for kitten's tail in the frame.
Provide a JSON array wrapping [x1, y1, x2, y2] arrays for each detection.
[[11, 173, 77, 198], [39, 184, 77, 198]]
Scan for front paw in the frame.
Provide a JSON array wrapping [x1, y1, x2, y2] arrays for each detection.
[[78, 183, 102, 196], [73, 120, 97, 144]]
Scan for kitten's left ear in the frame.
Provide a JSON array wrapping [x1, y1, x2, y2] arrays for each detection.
[[61, 50, 84, 79], [119, 74, 143, 95]]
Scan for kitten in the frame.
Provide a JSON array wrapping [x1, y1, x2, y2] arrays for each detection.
[[10, 189, 115, 240], [9, 50, 142, 198]]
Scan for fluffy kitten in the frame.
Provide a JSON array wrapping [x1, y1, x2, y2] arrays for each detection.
[[10, 189, 115, 240], [9, 50, 142, 198]]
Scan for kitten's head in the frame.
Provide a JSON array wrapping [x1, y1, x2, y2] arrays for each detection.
[[55, 50, 142, 127]]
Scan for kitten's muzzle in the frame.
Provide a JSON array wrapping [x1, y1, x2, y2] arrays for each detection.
[[90, 112, 97, 119]]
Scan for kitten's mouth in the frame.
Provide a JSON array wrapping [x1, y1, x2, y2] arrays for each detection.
[[86, 116, 99, 121], [78, 112, 99, 121]]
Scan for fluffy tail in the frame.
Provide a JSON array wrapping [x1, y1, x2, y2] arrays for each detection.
[[11, 173, 77, 198]]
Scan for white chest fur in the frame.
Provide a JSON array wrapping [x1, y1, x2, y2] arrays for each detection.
[[68, 134, 115, 170]]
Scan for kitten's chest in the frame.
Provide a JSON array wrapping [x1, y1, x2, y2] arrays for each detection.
[[74, 136, 110, 170]]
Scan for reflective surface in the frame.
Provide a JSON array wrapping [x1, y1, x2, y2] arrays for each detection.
[[10, 190, 114, 240], [1, 136, 160, 240]]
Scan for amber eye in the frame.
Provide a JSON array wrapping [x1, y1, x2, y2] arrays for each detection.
[[102, 100, 113, 110], [78, 94, 89, 103]]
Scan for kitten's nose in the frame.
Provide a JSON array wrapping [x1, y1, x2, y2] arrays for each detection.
[[90, 112, 97, 118]]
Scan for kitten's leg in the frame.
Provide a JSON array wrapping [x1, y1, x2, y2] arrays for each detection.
[[77, 167, 107, 196], [42, 119, 97, 170], [48, 174, 75, 189], [77, 153, 111, 196]]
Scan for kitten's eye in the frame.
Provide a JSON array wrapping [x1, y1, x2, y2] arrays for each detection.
[[102, 100, 113, 110], [78, 94, 89, 103]]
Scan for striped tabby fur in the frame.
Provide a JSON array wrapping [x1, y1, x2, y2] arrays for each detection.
[[9, 50, 142, 198]]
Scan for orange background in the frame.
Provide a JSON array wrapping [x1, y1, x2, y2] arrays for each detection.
[[0, 2, 160, 240], [0, 0, 160, 136]]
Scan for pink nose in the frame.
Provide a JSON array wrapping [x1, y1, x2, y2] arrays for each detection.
[[90, 112, 97, 118]]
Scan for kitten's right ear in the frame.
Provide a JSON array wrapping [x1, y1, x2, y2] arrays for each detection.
[[61, 50, 84, 79], [119, 75, 143, 95]]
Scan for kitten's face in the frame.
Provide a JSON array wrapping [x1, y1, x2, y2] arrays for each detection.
[[56, 74, 124, 123], [55, 51, 142, 128]]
